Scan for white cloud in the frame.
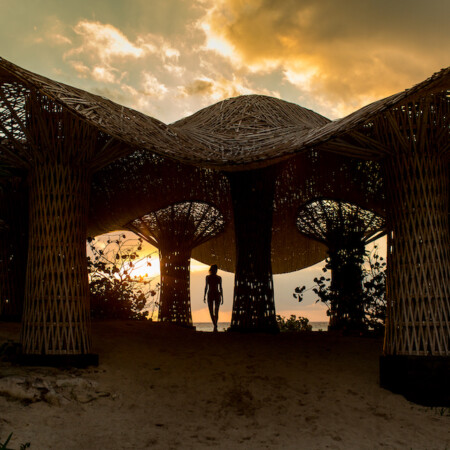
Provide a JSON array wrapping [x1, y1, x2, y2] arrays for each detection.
[[142, 72, 168, 97], [91, 66, 120, 84], [71, 20, 145, 62]]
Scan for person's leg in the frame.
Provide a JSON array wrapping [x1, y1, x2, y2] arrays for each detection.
[[207, 298, 216, 327], [214, 300, 220, 330]]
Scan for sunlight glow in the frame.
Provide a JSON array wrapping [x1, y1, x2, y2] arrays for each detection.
[[199, 21, 237, 60]]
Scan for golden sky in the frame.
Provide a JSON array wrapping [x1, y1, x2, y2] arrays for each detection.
[[1, 0, 448, 123], [2, 1, 446, 322]]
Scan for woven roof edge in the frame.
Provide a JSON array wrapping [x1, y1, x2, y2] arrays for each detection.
[[298, 67, 450, 157], [0, 56, 192, 156]]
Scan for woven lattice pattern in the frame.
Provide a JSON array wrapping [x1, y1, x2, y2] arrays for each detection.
[[384, 152, 449, 356], [127, 202, 225, 325], [369, 94, 450, 357], [296, 199, 385, 245], [2, 56, 448, 171], [22, 162, 91, 354], [228, 168, 278, 332], [171, 95, 330, 168], [0, 177, 27, 320]]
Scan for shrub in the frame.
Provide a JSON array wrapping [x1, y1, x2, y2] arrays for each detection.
[[276, 315, 312, 332], [87, 234, 159, 320]]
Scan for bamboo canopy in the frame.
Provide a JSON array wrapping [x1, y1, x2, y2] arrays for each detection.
[[296, 199, 386, 245]]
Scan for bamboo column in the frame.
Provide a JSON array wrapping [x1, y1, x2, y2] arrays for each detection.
[[384, 152, 449, 355], [127, 201, 225, 327], [0, 178, 28, 321], [0, 91, 105, 365], [158, 246, 192, 325], [21, 162, 92, 355], [379, 98, 450, 405], [227, 167, 278, 332]]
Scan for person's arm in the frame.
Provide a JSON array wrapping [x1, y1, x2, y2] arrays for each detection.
[[219, 277, 223, 304], [204, 275, 209, 302]]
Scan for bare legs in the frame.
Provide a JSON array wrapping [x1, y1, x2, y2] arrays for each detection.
[[208, 298, 220, 331]]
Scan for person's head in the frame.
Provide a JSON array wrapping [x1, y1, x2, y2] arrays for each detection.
[[209, 264, 218, 275]]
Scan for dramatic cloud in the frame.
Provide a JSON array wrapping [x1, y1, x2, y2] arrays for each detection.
[[198, 0, 450, 116]]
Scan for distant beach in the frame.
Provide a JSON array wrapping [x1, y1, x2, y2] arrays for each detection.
[[194, 322, 329, 332]]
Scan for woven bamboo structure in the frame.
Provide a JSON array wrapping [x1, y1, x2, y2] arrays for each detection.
[[0, 56, 448, 399], [0, 57, 184, 362], [0, 176, 28, 321], [171, 96, 335, 331], [296, 199, 385, 330], [227, 167, 277, 332], [126, 201, 225, 326]]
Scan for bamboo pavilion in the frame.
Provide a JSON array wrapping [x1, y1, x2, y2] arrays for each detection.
[[0, 56, 448, 405]]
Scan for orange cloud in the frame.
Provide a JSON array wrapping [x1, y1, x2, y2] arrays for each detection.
[[179, 75, 280, 103], [198, 0, 450, 117]]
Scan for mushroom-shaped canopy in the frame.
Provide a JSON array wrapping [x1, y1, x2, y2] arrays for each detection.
[[296, 199, 386, 245], [126, 201, 225, 251], [170, 94, 330, 170]]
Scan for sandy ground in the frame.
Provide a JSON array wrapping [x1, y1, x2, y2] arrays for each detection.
[[0, 321, 449, 450]]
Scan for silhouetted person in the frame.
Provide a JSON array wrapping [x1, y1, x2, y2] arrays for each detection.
[[204, 264, 223, 332]]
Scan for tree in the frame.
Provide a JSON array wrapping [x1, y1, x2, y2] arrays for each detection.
[[87, 234, 159, 320], [294, 245, 386, 333]]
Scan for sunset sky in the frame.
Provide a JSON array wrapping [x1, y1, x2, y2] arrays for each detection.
[[1, 0, 448, 322]]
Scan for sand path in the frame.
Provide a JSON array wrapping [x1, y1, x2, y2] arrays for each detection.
[[1, 321, 449, 449]]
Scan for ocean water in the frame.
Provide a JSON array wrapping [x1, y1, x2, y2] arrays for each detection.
[[194, 322, 329, 332]]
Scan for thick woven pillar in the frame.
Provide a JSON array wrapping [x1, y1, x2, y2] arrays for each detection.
[[327, 243, 365, 331], [158, 247, 193, 326], [0, 180, 28, 321], [381, 151, 449, 405], [384, 152, 449, 356], [228, 168, 278, 332], [21, 162, 92, 357]]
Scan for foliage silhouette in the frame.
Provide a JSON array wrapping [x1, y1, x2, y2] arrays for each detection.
[[294, 245, 386, 332], [276, 315, 313, 332], [0, 433, 30, 450], [87, 234, 159, 320]]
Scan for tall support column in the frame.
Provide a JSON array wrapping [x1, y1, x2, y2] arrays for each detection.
[[380, 151, 450, 405], [227, 167, 278, 332], [20, 162, 95, 364], [0, 180, 28, 321], [158, 247, 193, 326], [327, 243, 365, 331]]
